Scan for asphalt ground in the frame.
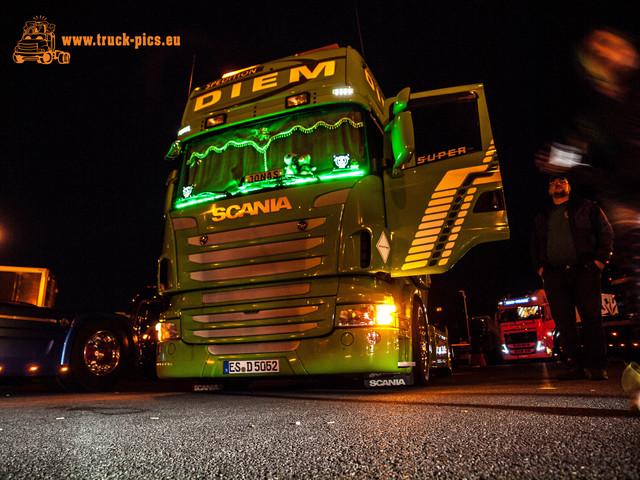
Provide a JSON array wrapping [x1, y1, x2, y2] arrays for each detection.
[[0, 360, 638, 479]]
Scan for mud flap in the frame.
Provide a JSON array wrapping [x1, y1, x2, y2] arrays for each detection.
[[364, 372, 414, 388]]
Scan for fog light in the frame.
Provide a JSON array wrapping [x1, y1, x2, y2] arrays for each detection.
[[341, 332, 354, 346], [366, 331, 381, 345]]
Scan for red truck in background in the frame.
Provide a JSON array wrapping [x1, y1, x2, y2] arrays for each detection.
[[497, 290, 555, 361], [497, 288, 640, 363]]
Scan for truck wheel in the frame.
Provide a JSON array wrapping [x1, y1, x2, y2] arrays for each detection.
[[68, 319, 132, 391], [38, 52, 53, 64], [412, 302, 430, 385], [57, 52, 70, 64]]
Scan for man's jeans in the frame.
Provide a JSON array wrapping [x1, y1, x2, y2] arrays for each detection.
[[543, 264, 606, 370]]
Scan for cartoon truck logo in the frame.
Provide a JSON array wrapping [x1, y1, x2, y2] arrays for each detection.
[[13, 16, 70, 64]]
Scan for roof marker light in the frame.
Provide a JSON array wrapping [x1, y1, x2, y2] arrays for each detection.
[[333, 86, 354, 96], [222, 65, 259, 79], [205, 114, 227, 129], [286, 92, 310, 108]]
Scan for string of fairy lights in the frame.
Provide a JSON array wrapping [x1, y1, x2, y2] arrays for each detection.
[[187, 117, 364, 171]]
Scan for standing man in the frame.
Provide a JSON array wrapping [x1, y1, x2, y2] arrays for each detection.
[[532, 175, 614, 380]]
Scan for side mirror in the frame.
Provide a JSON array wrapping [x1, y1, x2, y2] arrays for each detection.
[[164, 170, 179, 214], [165, 140, 182, 160], [392, 87, 411, 115], [388, 110, 415, 176]]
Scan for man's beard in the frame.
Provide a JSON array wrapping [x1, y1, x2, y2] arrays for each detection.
[[552, 190, 569, 200]]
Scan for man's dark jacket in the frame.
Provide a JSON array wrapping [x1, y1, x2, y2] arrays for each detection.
[[531, 195, 613, 271]]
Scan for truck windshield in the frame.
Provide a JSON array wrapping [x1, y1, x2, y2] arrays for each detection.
[[176, 105, 367, 206], [499, 305, 541, 323]]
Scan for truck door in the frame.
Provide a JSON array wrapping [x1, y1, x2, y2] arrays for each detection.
[[383, 84, 509, 276]]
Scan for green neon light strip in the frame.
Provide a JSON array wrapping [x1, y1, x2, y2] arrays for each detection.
[[187, 117, 364, 170], [175, 169, 366, 209]]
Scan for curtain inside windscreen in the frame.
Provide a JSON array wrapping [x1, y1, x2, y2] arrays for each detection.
[[180, 107, 365, 198]]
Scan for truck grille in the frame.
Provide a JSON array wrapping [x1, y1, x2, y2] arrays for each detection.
[[504, 331, 537, 345], [504, 331, 537, 355], [179, 283, 335, 345], [180, 216, 331, 287], [171, 186, 350, 344]]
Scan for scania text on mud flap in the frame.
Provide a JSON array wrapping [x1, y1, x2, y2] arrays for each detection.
[[155, 45, 509, 386]]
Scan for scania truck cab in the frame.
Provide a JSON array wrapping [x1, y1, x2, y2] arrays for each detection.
[[156, 45, 509, 386]]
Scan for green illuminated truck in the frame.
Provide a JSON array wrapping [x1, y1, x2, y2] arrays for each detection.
[[156, 45, 509, 386]]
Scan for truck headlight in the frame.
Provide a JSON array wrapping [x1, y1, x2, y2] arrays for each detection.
[[156, 322, 179, 342], [337, 304, 396, 327], [501, 344, 509, 355]]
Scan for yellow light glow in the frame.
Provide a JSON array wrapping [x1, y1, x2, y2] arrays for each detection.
[[29, 366, 39, 372], [60, 366, 69, 373], [157, 322, 179, 342], [376, 304, 396, 326], [222, 65, 258, 78]]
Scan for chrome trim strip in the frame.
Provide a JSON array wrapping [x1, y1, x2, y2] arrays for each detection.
[[191, 258, 322, 282], [313, 188, 351, 208], [189, 218, 326, 246], [189, 238, 323, 264], [193, 306, 318, 323], [0, 314, 58, 324], [195, 322, 317, 338], [207, 340, 300, 355], [202, 283, 310, 304], [398, 362, 416, 367], [172, 217, 197, 230]]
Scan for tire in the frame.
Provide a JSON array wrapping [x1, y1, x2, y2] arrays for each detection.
[[67, 319, 132, 391], [38, 52, 53, 64], [57, 52, 70, 64], [412, 301, 430, 385]]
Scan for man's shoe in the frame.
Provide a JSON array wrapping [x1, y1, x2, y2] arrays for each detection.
[[590, 369, 608, 380], [558, 367, 589, 381]]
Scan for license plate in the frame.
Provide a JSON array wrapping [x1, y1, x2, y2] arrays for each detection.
[[223, 359, 279, 375], [244, 169, 283, 184]]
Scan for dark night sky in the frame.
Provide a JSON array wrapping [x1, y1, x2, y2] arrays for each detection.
[[1, 1, 638, 317]]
